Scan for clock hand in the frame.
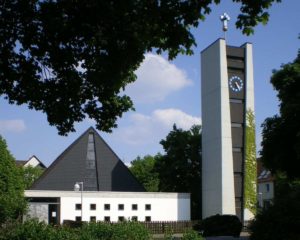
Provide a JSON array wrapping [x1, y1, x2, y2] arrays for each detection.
[[234, 82, 241, 90]]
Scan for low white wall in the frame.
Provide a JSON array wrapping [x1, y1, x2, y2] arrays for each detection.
[[25, 190, 190, 223]]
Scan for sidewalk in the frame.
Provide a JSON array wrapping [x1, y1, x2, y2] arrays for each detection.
[[153, 232, 250, 239]]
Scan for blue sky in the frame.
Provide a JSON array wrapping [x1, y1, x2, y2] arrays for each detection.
[[0, 1, 299, 166]]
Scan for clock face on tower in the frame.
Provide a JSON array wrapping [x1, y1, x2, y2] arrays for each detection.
[[229, 76, 243, 92]]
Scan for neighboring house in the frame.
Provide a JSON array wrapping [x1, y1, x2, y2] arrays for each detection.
[[16, 155, 46, 169], [257, 159, 275, 209], [25, 127, 190, 224]]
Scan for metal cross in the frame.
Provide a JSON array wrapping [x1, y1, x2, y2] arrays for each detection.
[[220, 13, 230, 39]]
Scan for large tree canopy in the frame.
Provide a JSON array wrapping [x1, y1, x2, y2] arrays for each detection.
[[261, 50, 300, 179], [0, 0, 280, 135], [155, 124, 202, 219]]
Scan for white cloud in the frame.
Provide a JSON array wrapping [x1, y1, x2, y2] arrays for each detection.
[[0, 120, 26, 133], [153, 109, 202, 130], [113, 109, 201, 146], [126, 53, 192, 103]]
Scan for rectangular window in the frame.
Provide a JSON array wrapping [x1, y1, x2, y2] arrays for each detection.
[[90, 204, 96, 210], [104, 204, 110, 210], [75, 204, 82, 210], [232, 123, 242, 128], [266, 183, 270, 192], [131, 216, 138, 221], [118, 204, 124, 210], [90, 216, 96, 222], [145, 204, 151, 211], [145, 216, 151, 222], [104, 216, 110, 222], [230, 99, 243, 104], [132, 204, 138, 210], [118, 216, 124, 222], [75, 216, 82, 222], [232, 147, 242, 152]]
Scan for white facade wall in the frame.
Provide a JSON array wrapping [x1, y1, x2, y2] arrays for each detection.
[[258, 181, 274, 207], [201, 39, 236, 219], [25, 190, 190, 223], [24, 156, 41, 168]]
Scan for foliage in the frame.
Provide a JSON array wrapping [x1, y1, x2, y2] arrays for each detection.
[[0, 219, 151, 240], [155, 124, 202, 219], [0, 135, 27, 224], [0, 1, 280, 135], [111, 221, 151, 240], [244, 110, 257, 215], [129, 154, 160, 192], [182, 229, 204, 240], [22, 165, 44, 189], [249, 178, 300, 240], [260, 51, 300, 179], [0, 219, 79, 240], [201, 214, 242, 237]]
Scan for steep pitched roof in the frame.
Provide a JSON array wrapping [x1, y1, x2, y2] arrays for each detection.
[[16, 155, 46, 169], [16, 160, 27, 166], [31, 127, 145, 192]]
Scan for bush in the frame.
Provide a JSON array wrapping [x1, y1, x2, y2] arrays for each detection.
[[0, 219, 77, 240], [0, 219, 151, 240], [201, 214, 242, 237], [182, 229, 204, 240], [111, 221, 152, 240]]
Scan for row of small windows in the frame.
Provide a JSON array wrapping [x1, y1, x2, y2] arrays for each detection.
[[75, 203, 151, 211], [75, 216, 151, 222]]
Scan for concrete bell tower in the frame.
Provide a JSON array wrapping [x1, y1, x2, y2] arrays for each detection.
[[201, 38, 256, 222]]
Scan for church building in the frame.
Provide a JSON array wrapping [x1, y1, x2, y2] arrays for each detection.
[[25, 127, 190, 224]]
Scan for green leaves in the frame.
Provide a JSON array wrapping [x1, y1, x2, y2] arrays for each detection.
[[0, 136, 27, 224], [156, 124, 202, 219], [129, 155, 160, 192], [22, 165, 44, 189], [244, 110, 257, 215], [0, 1, 280, 135], [261, 50, 300, 179]]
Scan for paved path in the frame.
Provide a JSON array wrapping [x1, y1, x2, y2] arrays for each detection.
[[153, 232, 250, 239], [206, 237, 249, 240]]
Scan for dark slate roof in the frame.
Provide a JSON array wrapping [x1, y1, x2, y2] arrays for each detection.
[[31, 127, 145, 192], [16, 160, 27, 166]]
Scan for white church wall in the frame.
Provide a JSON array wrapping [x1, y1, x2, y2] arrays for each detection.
[[25, 190, 190, 223]]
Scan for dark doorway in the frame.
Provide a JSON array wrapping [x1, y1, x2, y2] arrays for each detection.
[[48, 204, 59, 225]]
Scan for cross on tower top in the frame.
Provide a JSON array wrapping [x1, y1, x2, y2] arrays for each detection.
[[220, 13, 230, 32]]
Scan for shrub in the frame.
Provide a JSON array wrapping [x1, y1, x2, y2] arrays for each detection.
[[111, 221, 152, 240], [0, 219, 78, 240], [182, 229, 204, 240], [0, 219, 151, 240], [201, 214, 242, 237], [77, 221, 113, 240]]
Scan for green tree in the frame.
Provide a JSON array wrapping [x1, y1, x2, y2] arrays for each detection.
[[155, 124, 202, 219], [260, 50, 300, 179], [0, 1, 280, 135], [0, 136, 27, 224], [129, 154, 160, 192], [249, 177, 300, 240], [22, 166, 44, 189], [251, 47, 300, 240]]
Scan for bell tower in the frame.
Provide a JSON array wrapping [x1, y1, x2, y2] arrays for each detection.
[[201, 38, 256, 222]]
